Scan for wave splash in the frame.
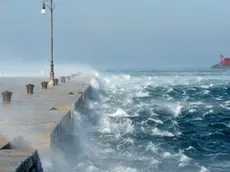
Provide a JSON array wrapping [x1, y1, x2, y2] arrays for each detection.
[[69, 70, 230, 172]]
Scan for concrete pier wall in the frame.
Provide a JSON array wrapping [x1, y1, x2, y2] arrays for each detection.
[[50, 85, 92, 171], [0, 149, 43, 172]]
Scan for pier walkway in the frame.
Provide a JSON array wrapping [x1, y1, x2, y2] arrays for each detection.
[[0, 74, 91, 172]]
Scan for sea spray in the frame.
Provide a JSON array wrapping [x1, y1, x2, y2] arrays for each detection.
[[49, 69, 230, 172]]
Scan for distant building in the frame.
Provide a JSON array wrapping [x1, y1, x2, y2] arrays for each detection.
[[211, 54, 230, 68], [220, 54, 230, 65]]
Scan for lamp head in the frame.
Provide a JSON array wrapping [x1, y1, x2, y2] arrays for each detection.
[[41, 3, 46, 15]]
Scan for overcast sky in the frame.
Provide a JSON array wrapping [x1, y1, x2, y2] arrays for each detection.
[[1, 0, 230, 72]]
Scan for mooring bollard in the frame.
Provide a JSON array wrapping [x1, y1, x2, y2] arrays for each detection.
[[2, 91, 12, 103], [41, 81, 48, 89], [60, 76, 66, 83], [26, 84, 35, 94], [67, 76, 71, 80], [54, 78, 59, 85]]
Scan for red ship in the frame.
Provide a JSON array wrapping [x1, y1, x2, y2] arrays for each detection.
[[211, 54, 230, 68]]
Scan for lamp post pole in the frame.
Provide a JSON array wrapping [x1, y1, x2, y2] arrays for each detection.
[[41, 0, 55, 87]]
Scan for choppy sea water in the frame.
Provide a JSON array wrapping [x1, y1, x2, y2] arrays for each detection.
[[52, 69, 230, 172]]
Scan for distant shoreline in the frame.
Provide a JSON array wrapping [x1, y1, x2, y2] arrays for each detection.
[[211, 64, 230, 69]]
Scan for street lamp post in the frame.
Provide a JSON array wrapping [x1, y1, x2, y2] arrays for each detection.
[[41, 0, 55, 87]]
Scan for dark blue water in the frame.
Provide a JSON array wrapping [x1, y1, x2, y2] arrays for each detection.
[[72, 69, 230, 172]]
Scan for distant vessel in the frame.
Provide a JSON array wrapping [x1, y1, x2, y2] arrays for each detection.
[[211, 54, 230, 68]]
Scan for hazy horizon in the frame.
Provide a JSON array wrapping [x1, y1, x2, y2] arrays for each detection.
[[1, 0, 230, 71]]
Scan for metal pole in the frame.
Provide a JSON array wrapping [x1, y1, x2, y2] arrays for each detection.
[[49, 0, 55, 86]]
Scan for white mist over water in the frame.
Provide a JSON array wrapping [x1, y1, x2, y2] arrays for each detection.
[[0, 64, 95, 77]]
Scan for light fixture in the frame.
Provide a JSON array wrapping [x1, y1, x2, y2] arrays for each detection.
[[41, 3, 46, 15]]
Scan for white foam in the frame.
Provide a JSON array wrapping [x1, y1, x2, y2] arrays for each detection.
[[162, 152, 172, 158], [197, 76, 203, 82], [135, 90, 149, 98], [122, 74, 131, 81], [180, 154, 191, 162], [203, 90, 210, 95], [152, 128, 174, 137], [166, 87, 174, 93], [174, 103, 182, 117], [90, 78, 100, 89], [190, 101, 204, 105], [111, 166, 137, 172], [185, 146, 194, 150], [109, 108, 128, 117], [201, 85, 209, 89], [85, 165, 100, 172], [123, 119, 134, 134], [146, 118, 163, 124], [220, 104, 230, 110], [145, 142, 159, 153], [98, 116, 112, 134], [189, 108, 197, 113], [200, 166, 210, 172], [166, 102, 182, 118]]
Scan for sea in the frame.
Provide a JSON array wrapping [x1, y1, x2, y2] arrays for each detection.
[[47, 69, 230, 172]]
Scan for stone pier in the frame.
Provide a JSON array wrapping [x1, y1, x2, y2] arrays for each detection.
[[0, 74, 92, 172]]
